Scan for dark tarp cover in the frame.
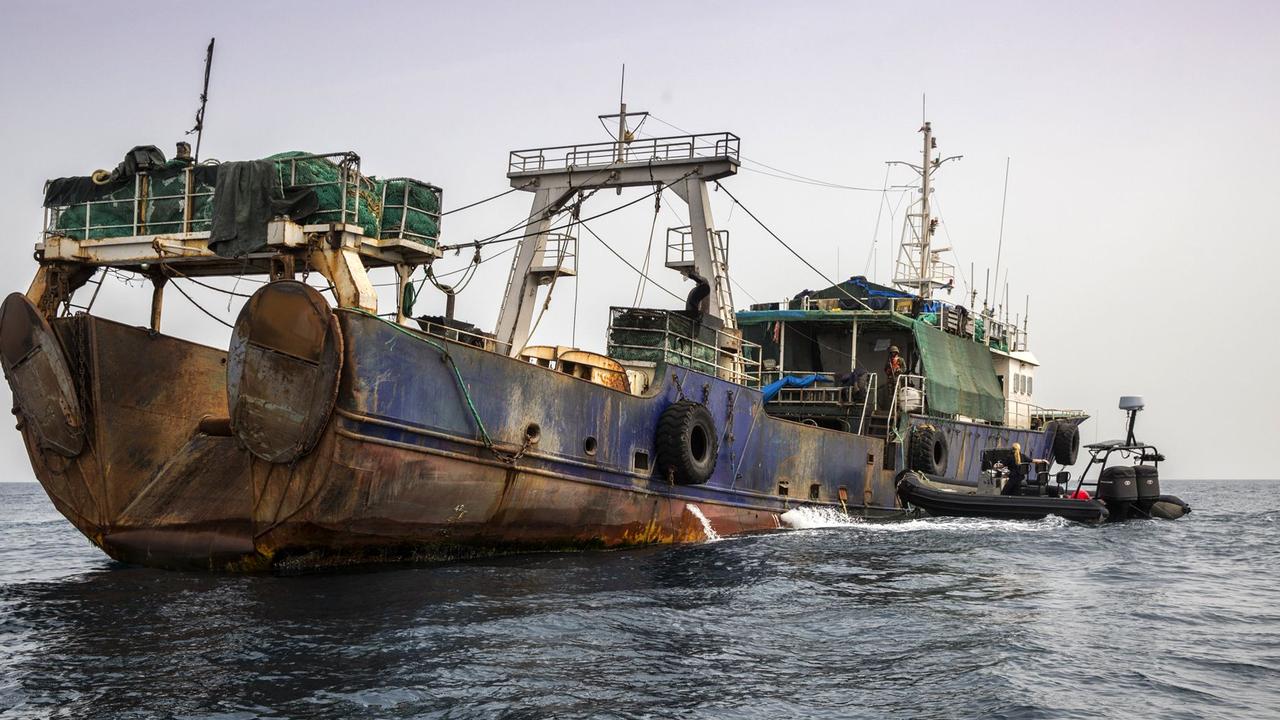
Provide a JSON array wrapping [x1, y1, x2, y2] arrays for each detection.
[[911, 319, 1005, 422], [209, 160, 317, 258]]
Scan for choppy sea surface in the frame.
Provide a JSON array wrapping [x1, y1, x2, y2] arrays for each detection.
[[1, 480, 1278, 719]]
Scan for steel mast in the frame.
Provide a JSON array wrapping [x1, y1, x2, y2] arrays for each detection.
[[890, 121, 959, 300]]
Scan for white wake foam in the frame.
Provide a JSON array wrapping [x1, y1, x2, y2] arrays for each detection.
[[778, 506, 1073, 534], [685, 503, 722, 541], [779, 506, 861, 529]]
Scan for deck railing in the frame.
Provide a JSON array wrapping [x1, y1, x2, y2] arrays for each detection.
[[606, 307, 761, 387], [509, 132, 741, 174], [886, 374, 927, 442]]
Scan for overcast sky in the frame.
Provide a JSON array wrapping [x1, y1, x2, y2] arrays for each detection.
[[0, 0, 1276, 479]]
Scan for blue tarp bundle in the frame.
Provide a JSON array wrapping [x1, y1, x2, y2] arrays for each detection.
[[761, 374, 822, 402], [848, 276, 912, 299]]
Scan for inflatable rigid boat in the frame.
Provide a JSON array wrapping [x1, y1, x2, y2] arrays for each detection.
[[896, 396, 1190, 525], [896, 471, 1110, 524]]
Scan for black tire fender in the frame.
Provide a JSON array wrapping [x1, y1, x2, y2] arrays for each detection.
[[909, 424, 949, 476], [1050, 421, 1081, 466], [655, 400, 718, 485]]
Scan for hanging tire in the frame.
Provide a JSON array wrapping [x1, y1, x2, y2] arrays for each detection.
[[909, 424, 949, 476], [655, 400, 718, 485], [1051, 422, 1081, 466]]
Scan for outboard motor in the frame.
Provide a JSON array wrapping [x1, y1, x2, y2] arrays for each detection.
[[1134, 464, 1160, 513], [1099, 463, 1190, 520], [1096, 465, 1138, 521]]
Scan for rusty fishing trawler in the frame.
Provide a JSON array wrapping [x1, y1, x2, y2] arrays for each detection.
[[1, 96, 1185, 571]]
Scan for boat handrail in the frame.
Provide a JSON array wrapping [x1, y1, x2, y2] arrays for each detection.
[[415, 318, 511, 355], [43, 151, 375, 242], [43, 174, 219, 240], [857, 373, 878, 435], [1005, 398, 1089, 429], [885, 373, 927, 443], [508, 132, 740, 175], [769, 376, 859, 406], [606, 308, 762, 387]]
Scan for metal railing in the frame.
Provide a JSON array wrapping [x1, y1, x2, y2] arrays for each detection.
[[858, 373, 878, 435], [665, 226, 730, 268], [759, 371, 878, 434], [770, 374, 856, 405], [606, 308, 761, 387], [43, 171, 217, 240], [277, 151, 370, 230], [377, 176, 443, 243], [44, 151, 378, 242], [885, 373, 927, 442], [531, 233, 577, 274], [911, 300, 1027, 353], [508, 132, 741, 174], [1004, 399, 1088, 430], [415, 317, 510, 355]]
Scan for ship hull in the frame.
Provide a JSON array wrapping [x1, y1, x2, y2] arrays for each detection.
[[9, 309, 910, 572]]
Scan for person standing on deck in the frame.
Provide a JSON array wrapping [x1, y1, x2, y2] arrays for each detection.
[[884, 346, 906, 388]]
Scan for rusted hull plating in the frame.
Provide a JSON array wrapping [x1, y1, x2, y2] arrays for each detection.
[[3, 305, 911, 571]]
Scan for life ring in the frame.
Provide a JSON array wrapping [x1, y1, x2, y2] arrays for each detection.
[[908, 424, 949, 475], [654, 400, 718, 485]]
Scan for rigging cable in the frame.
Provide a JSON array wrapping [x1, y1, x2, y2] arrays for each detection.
[[929, 196, 972, 301], [632, 188, 662, 306], [578, 221, 684, 303], [712, 181, 871, 310], [439, 170, 694, 252], [863, 166, 892, 277], [441, 182, 533, 216], [992, 157, 1011, 309], [645, 114, 887, 192], [161, 271, 235, 329], [438, 163, 623, 252]]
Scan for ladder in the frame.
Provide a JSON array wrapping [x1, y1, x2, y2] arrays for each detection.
[[61, 268, 105, 317], [666, 226, 735, 328], [709, 230, 735, 328]]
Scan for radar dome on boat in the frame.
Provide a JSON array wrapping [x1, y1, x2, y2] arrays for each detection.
[[1119, 396, 1145, 411]]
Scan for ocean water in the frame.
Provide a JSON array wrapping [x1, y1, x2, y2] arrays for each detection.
[[1, 480, 1277, 719]]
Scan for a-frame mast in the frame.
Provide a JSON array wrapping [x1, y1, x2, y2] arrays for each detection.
[[494, 99, 741, 356]]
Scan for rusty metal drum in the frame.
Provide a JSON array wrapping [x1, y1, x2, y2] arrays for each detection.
[[0, 293, 85, 457], [227, 281, 343, 463]]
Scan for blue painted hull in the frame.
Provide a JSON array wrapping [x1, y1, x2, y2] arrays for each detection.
[[336, 311, 905, 521], [10, 307, 1073, 572], [901, 415, 1059, 483]]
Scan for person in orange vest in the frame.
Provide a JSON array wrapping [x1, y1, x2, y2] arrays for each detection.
[[884, 345, 906, 387]]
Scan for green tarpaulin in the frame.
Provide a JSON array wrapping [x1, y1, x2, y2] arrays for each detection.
[[911, 319, 1005, 422]]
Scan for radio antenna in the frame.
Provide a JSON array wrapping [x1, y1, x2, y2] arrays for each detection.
[[187, 37, 215, 163], [992, 157, 1010, 301]]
